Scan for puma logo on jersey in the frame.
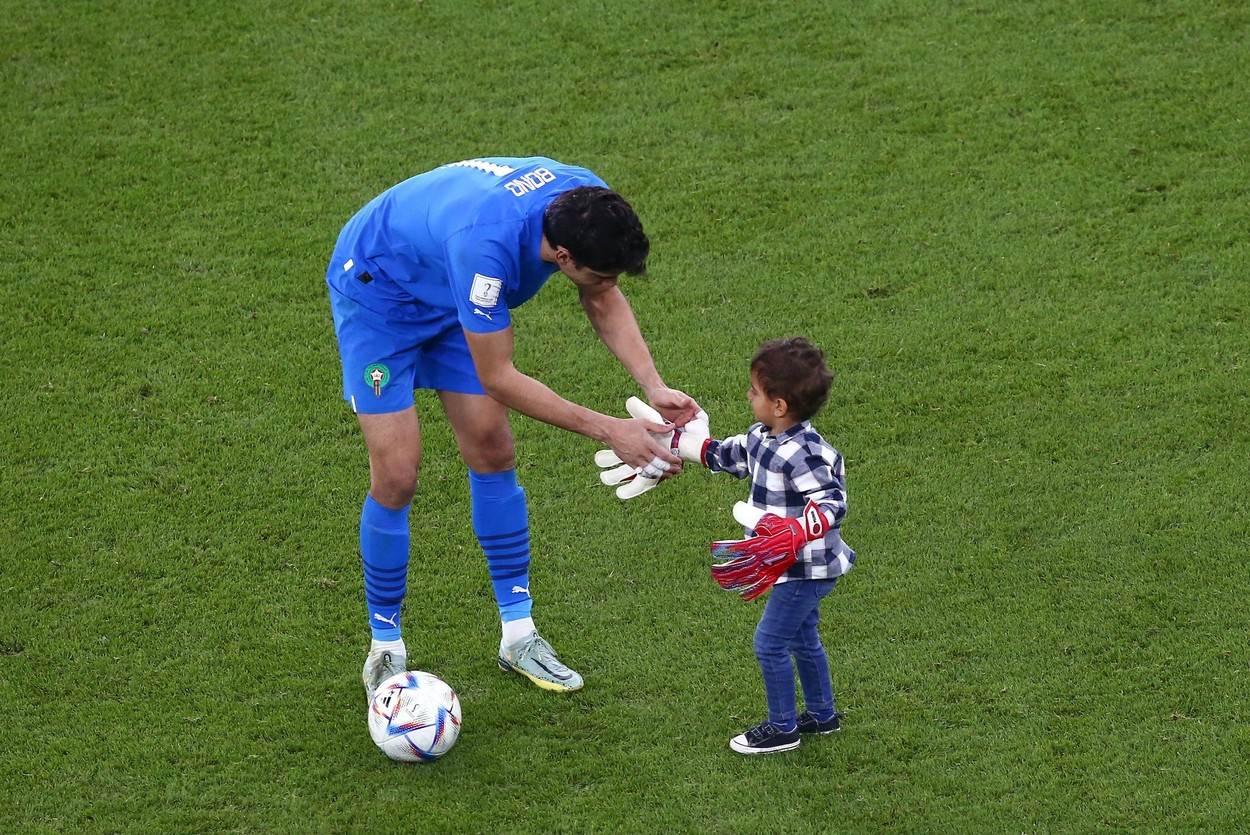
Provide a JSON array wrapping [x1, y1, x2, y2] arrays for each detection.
[[473, 308, 493, 321]]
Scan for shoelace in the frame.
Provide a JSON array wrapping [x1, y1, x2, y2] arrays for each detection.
[[523, 636, 568, 673]]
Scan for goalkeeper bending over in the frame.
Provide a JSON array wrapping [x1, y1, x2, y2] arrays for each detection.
[[679, 337, 857, 755]]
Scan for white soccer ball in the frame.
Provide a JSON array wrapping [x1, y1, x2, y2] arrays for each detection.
[[367, 670, 462, 762]]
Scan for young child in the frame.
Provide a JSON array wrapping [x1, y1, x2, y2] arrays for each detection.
[[677, 337, 856, 755]]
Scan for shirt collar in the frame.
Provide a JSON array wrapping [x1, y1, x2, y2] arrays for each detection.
[[761, 420, 811, 443], [523, 199, 554, 276]]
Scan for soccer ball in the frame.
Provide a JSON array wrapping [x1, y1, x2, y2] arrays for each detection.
[[367, 670, 462, 762]]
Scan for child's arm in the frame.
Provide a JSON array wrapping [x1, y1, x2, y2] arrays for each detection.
[[669, 416, 752, 480], [785, 450, 848, 529], [698, 433, 751, 479]]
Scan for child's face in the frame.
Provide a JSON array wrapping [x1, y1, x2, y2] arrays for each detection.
[[747, 370, 777, 426]]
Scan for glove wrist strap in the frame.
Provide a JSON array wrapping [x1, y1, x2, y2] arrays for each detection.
[[676, 432, 711, 464]]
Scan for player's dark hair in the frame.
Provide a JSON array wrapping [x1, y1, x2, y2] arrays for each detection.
[[543, 186, 649, 275], [751, 337, 834, 422]]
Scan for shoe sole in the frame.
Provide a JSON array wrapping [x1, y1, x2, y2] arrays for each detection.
[[497, 656, 583, 693], [799, 727, 842, 736], [729, 737, 801, 755]]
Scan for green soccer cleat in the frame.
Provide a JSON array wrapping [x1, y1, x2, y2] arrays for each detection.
[[362, 647, 408, 704], [497, 632, 583, 692]]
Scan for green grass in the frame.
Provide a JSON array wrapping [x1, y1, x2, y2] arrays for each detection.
[[3, 0, 1249, 831]]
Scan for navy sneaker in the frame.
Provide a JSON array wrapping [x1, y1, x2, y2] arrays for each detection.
[[729, 721, 801, 755], [796, 710, 844, 735]]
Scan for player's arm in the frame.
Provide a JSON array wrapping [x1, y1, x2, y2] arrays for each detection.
[[463, 326, 679, 471], [578, 283, 699, 425]]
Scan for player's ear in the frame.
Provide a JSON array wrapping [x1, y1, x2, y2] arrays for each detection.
[[773, 397, 788, 418]]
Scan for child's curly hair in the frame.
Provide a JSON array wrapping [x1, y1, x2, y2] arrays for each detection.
[[750, 337, 834, 421]]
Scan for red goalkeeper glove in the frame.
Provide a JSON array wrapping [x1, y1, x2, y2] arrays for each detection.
[[709, 500, 828, 601]]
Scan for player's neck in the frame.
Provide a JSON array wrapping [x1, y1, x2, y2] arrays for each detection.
[[538, 235, 556, 263]]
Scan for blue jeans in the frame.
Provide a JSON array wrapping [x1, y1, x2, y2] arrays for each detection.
[[753, 579, 838, 728]]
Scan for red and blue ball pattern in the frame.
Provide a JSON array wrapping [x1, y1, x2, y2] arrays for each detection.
[[368, 670, 462, 762]]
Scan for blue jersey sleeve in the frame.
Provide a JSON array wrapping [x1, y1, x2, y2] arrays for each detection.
[[444, 227, 518, 334]]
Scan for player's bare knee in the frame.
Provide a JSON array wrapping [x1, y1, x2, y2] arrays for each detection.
[[460, 431, 515, 472], [370, 476, 417, 508], [476, 445, 516, 472], [369, 458, 420, 507]]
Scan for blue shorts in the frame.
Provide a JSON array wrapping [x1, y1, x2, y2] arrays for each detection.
[[328, 284, 484, 415]]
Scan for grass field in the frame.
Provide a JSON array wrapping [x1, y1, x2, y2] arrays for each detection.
[[3, 0, 1249, 831]]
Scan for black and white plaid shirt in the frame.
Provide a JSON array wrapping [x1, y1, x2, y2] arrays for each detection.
[[704, 420, 856, 582]]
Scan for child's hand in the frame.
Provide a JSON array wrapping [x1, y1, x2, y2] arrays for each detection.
[[709, 501, 829, 600], [672, 410, 711, 464], [753, 506, 827, 552], [709, 533, 796, 601]]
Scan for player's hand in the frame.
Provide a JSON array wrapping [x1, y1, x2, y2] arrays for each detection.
[[595, 398, 682, 499], [709, 501, 828, 600], [647, 386, 701, 427]]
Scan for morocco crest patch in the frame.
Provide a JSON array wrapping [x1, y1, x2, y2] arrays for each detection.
[[364, 363, 390, 397]]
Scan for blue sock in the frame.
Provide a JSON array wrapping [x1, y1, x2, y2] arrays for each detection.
[[468, 468, 533, 623], [360, 494, 410, 641]]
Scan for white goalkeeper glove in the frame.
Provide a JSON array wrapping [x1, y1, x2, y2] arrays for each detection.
[[671, 410, 711, 465], [595, 397, 709, 499]]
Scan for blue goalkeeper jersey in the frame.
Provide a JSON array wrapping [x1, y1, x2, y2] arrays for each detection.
[[327, 156, 608, 335]]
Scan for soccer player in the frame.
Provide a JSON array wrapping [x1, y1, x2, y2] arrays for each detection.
[[326, 157, 699, 700]]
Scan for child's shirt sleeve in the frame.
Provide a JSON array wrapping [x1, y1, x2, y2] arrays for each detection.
[[704, 433, 750, 479], [785, 448, 848, 528]]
